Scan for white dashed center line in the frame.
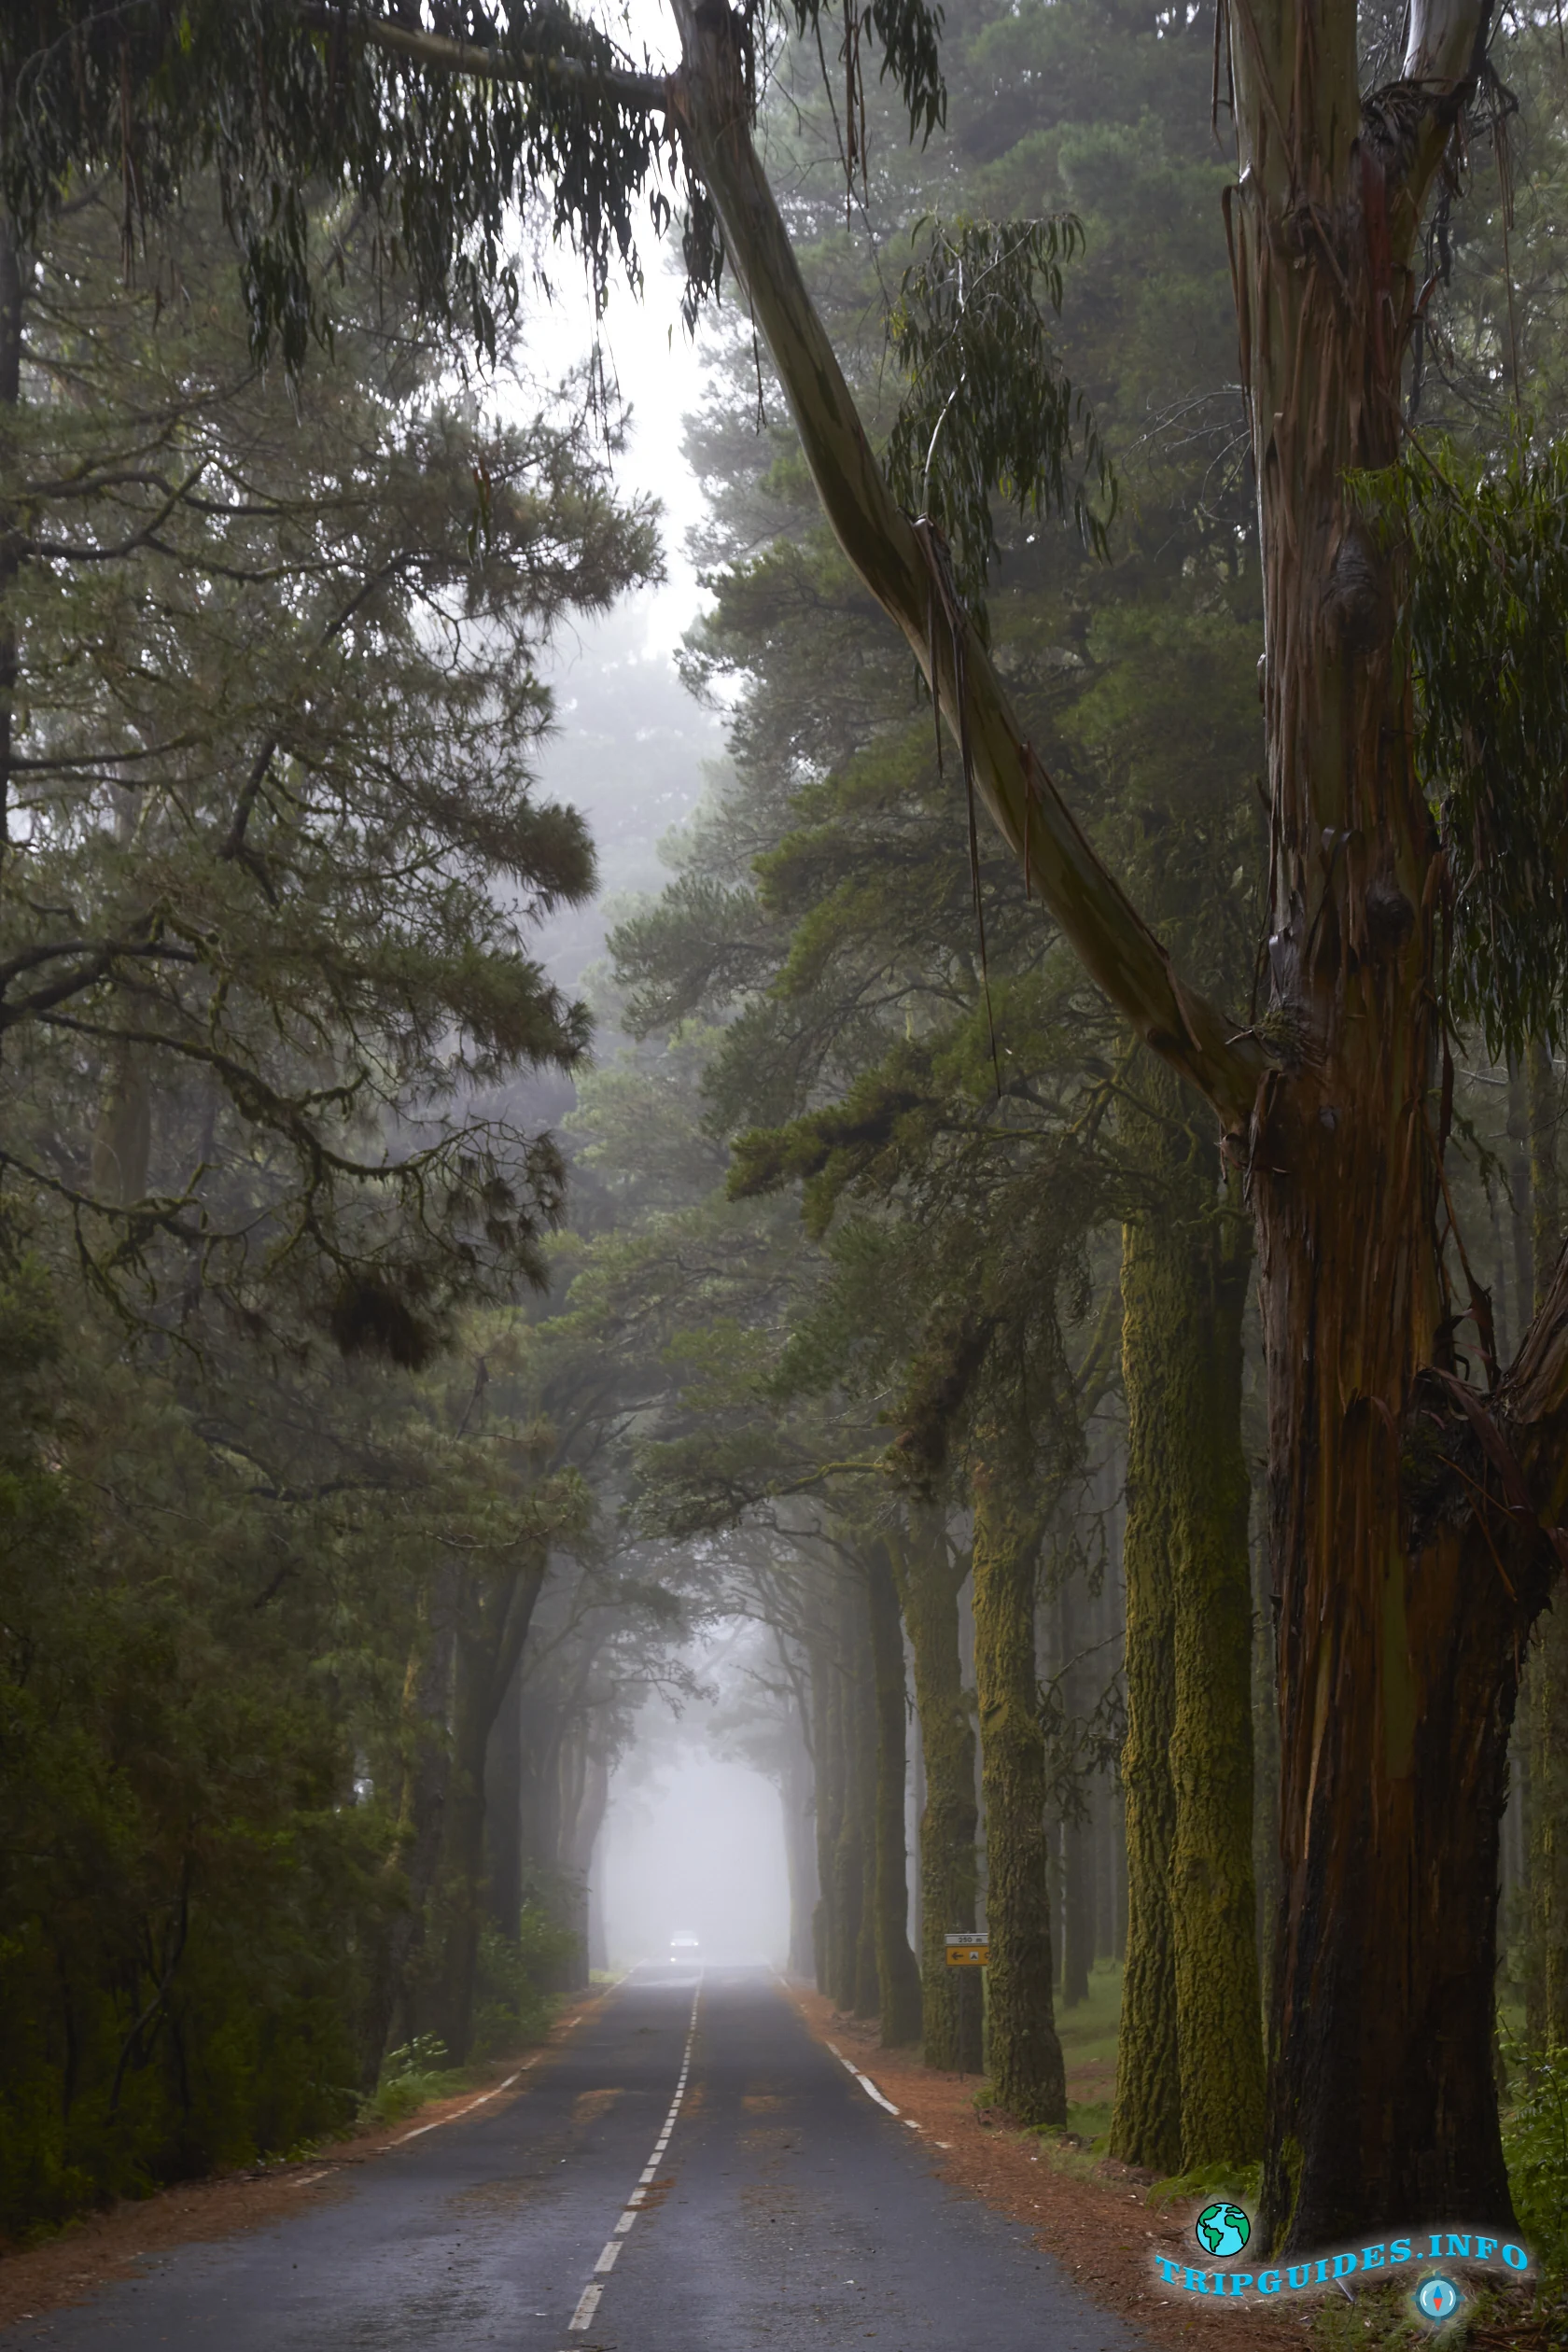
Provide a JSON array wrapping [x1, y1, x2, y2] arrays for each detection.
[[561, 1979, 701, 2344]]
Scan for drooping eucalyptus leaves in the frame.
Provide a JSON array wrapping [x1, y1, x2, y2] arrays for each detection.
[[886, 214, 1117, 616]]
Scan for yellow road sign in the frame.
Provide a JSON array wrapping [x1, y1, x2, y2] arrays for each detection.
[[945, 1941, 988, 1967]]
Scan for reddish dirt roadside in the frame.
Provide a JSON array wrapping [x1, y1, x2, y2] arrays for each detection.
[[0, 1989, 607, 2333], [783, 1986, 1314, 2352]]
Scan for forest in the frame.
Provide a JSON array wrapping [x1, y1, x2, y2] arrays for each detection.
[[5, 0, 1568, 2345]]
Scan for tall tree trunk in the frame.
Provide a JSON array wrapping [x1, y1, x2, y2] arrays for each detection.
[[0, 217, 21, 894], [431, 1548, 549, 2062], [1528, 1042, 1568, 2045], [972, 1446, 1065, 2127], [1228, 0, 1547, 2241], [780, 1692, 819, 1978], [1169, 1155, 1264, 2169], [829, 1592, 866, 2011], [1057, 1572, 1093, 2011], [368, 1561, 457, 2076], [868, 1537, 923, 2045], [810, 1631, 838, 1994], [890, 1507, 983, 2070], [1111, 1128, 1182, 2174], [1113, 1056, 1264, 2172], [851, 1576, 880, 2019], [483, 1655, 524, 1938]]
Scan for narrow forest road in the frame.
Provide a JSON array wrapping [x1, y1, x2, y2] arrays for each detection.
[[3, 1969, 1142, 2352]]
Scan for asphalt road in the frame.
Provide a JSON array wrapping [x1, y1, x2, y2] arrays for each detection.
[[5, 1967, 1142, 2352]]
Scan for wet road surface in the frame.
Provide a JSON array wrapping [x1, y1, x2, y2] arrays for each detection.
[[4, 1967, 1141, 2351]]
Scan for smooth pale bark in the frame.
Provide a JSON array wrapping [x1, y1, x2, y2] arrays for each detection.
[[972, 1447, 1066, 2127], [889, 1508, 983, 2070], [868, 1538, 923, 2044]]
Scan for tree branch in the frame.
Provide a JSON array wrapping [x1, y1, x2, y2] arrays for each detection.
[[665, 0, 1268, 1133], [296, 4, 671, 115]]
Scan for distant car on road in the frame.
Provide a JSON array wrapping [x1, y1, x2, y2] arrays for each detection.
[[668, 1931, 700, 1964]]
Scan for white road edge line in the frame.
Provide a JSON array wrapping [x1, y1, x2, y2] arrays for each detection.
[[855, 2075, 900, 2115], [825, 2043, 901, 2118], [390, 2062, 529, 2146]]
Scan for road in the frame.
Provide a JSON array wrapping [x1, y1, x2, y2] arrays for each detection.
[[4, 1967, 1141, 2351]]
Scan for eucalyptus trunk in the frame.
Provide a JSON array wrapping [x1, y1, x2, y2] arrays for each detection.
[[972, 1446, 1065, 2127], [671, 0, 1568, 2243], [889, 1507, 983, 2070]]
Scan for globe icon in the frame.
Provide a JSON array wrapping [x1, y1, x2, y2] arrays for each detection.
[[1416, 2276, 1461, 2321], [1195, 2202, 1251, 2260]]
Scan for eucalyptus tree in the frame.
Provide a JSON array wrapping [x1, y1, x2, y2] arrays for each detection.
[[12, 0, 1568, 2247]]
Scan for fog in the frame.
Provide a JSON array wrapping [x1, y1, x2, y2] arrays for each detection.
[[597, 1639, 794, 1970]]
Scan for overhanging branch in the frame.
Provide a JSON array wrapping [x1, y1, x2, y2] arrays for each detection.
[[298, 4, 672, 115], [666, 0, 1268, 1131]]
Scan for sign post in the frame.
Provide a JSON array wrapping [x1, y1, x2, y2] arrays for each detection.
[[945, 1933, 989, 1967]]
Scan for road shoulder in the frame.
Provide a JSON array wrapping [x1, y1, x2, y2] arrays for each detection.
[[0, 1989, 606, 2333], [780, 1981, 1309, 2352]]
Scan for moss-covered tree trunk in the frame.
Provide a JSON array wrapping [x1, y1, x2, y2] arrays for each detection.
[[810, 1631, 839, 1995], [365, 1560, 456, 2080], [1111, 1137, 1182, 2173], [483, 1656, 523, 1938], [431, 1547, 550, 2062], [851, 1571, 881, 2019], [1529, 1041, 1568, 2044], [868, 1536, 923, 2044], [1056, 1572, 1093, 2011], [829, 1582, 868, 2012], [1112, 1054, 1264, 2174], [889, 1506, 983, 2069], [972, 1446, 1065, 2126]]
